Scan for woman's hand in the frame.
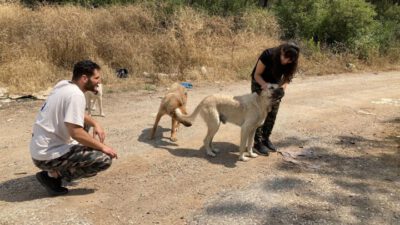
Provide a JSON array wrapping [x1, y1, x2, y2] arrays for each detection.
[[261, 83, 269, 90], [281, 82, 288, 90]]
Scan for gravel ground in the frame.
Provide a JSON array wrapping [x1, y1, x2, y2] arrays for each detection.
[[0, 71, 399, 225]]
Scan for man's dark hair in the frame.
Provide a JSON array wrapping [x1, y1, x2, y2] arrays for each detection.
[[72, 60, 101, 81]]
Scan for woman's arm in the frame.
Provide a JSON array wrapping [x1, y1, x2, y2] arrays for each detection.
[[254, 60, 269, 90]]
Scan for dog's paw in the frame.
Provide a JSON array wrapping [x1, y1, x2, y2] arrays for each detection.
[[170, 137, 178, 142], [239, 154, 250, 162], [207, 150, 216, 157], [212, 148, 220, 153], [249, 152, 258, 158], [100, 113, 105, 117]]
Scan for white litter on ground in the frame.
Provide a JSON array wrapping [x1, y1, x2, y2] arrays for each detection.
[[357, 110, 376, 115], [371, 98, 400, 106]]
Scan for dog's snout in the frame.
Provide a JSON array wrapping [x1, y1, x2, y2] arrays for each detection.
[[272, 87, 285, 99], [181, 121, 192, 127]]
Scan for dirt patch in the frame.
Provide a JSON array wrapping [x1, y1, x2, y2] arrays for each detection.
[[0, 71, 399, 224]]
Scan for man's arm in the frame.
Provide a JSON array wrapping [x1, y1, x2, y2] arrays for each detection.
[[84, 113, 98, 127], [65, 122, 117, 158]]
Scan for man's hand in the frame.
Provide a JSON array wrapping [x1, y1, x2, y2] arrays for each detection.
[[66, 122, 117, 159], [93, 124, 106, 143], [102, 145, 118, 159]]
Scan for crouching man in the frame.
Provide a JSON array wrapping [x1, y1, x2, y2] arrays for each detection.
[[30, 60, 118, 196]]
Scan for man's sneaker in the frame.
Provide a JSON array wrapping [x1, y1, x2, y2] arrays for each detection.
[[263, 139, 277, 152], [253, 142, 269, 156], [36, 171, 68, 196]]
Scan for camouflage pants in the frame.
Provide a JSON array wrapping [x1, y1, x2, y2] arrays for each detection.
[[251, 82, 282, 143], [33, 145, 112, 182]]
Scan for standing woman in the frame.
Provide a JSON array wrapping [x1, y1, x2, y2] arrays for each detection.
[[251, 42, 300, 155]]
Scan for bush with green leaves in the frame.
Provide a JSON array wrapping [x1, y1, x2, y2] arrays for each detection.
[[323, 1, 378, 46], [187, 0, 256, 15], [273, 0, 380, 58], [272, 0, 328, 40], [374, 3, 400, 59]]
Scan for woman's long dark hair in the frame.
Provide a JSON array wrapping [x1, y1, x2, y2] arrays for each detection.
[[270, 42, 300, 84]]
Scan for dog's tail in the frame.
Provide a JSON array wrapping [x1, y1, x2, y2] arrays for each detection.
[[174, 103, 202, 127]]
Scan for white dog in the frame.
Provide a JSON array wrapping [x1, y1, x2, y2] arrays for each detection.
[[85, 83, 105, 117], [176, 84, 284, 161]]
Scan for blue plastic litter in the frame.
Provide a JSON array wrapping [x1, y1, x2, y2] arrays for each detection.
[[181, 82, 193, 89]]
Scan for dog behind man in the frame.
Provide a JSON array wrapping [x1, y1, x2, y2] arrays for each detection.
[[85, 83, 105, 117]]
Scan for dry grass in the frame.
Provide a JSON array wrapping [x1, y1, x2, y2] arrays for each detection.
[[0, 3, 397, 94]]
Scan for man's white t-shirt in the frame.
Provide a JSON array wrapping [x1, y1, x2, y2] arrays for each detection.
[[30, 80, 86, 160]]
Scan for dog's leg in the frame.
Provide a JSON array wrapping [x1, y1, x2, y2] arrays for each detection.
[[98, 96, 105, 117], [150, 110, 165, 140], [247, 128, 258, 158], [91, 98, 97, 111], [177, 106, 186, 130], [203, 111, 220, 157], [211, 134, 220, 154], [85, 94, 90, 110], [239, 125, 251, 161], [170, 118, 179, 142], [176, 121, 180, 133], [86, 96, 92, 116], [90, 99, 97, 115]]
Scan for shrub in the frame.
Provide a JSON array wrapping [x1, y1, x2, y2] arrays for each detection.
[[273, 0, 380, 58], [273, 0, 328, 39], [374, 4, 400, 57]]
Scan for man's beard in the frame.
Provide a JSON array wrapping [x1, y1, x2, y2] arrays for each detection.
[[85, 80, 98, 94]]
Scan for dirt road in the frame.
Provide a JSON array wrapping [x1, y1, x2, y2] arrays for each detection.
[[0, 71, 399, 225]]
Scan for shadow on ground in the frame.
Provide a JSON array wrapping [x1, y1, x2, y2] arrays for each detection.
[[193, 131, 400, 224], [138, 127, 239, 168], [137, 126, 178, 148], [0, 175, 95, 202]]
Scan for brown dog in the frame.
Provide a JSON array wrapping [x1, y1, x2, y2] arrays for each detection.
[[150, 83, 191, 142]]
